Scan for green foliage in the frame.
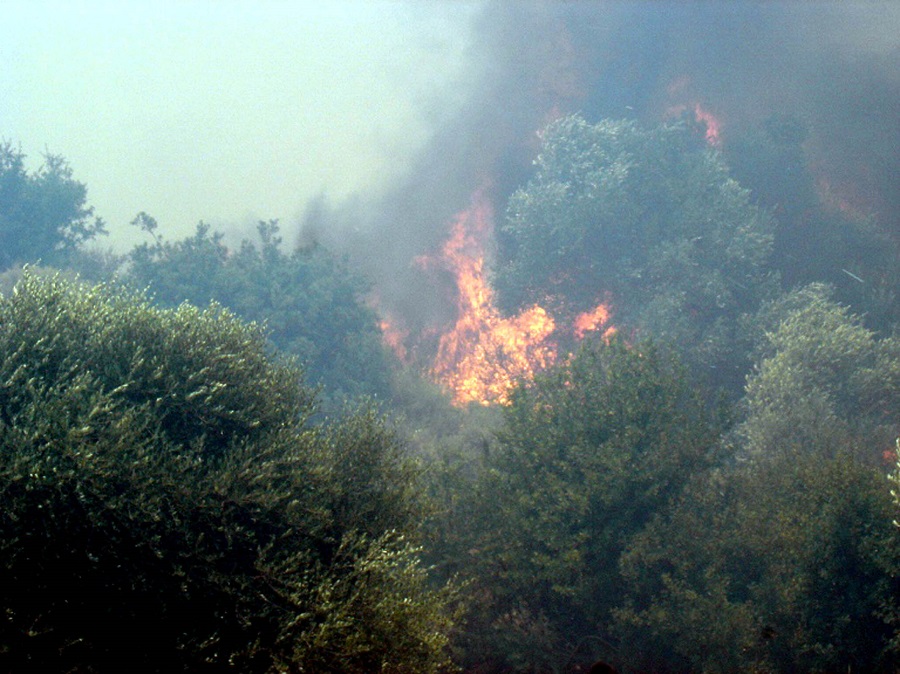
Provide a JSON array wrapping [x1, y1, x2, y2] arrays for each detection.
[[127, 219, 392, 409], [617, 451, 900, 673], [738, 283, 900, 460], [460, 337, 720, 671], [496, 115, 777, 393], [0, 272, 455, 673], [613, 284, 900, 673], [0, 142, 106, 270]]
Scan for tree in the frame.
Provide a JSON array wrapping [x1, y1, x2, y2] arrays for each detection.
[[614, 283, 900, 673], [460, 337, 720, 671], [0, 271, 455, 673], [617, 447, 900, 673], [737, 283, 900, 460], [495, 115, 777, 393], [128, 219, 392, 409], [0, 142, 106, 270]]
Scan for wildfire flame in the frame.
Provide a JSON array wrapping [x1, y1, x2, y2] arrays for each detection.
[[378, 187, 614, 406], [691, 103, 721, 146], [573, 303, 617, 340], [663, 76, 723, 147], [665, 102, 722, 146], [429, 189, 557, 406], [379, 316, 409, 364]]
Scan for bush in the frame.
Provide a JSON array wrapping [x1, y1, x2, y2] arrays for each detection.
[[458, 337, 719, 671], [0, 271, 454, 673]]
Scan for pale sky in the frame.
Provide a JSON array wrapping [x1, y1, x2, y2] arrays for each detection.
[[0, 0, 479, 249]]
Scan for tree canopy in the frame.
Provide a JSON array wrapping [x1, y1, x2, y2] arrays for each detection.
[[0, 142, 106, 271], [0, 271, 454, 673], [737, 282, 900, 460], [453, 337, 720, 671], [495, 115, 777, 392], [612, 284, 900, 673], [127, 218, 392, 408]]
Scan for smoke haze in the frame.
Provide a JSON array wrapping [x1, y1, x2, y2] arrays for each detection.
[[2, 2, 896, 330], [307, 1, 899, 334], [0, 1, 477, 246]]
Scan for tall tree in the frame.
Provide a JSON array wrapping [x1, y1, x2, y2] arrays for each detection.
[[0, 142, 106, 270], [496, 115, 777, 393]]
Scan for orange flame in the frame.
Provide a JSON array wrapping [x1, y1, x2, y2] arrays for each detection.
[[692, 103, 721, 146], [377, 188, 614, 406], [379, 315, 409, 364], [573, 303, 616, 340], [664, 91, 722, 147], [429, 190, 557, 406]]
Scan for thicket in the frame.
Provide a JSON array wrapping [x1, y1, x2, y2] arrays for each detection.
[[0, 272, 454, 673], [3, 109, 900, 673]]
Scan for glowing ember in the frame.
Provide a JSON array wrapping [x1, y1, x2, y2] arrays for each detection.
[[430, 189, 557, 406], [692, 103, 721, 146], [379, 315, 409, 364], [573, 303, 616, 340]]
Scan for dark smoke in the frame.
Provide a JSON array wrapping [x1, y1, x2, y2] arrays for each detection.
[[304, 0, 899, 344]]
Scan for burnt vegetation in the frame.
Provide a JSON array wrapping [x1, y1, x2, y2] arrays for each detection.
[[2, 25, 900, 674]]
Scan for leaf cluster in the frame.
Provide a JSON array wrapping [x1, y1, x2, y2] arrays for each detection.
[[0, 272, 454, 673], [0, 142, 106, 271]]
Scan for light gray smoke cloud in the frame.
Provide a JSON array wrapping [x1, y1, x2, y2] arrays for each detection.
[[304, 1, 899, 341]]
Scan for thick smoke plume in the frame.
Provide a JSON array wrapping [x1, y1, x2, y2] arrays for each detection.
[[304, 1, 899, 347]]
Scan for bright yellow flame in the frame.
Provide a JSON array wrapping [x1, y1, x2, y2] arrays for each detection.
[[377, 188, 615, 406], [430, 189, 557, 405], [573, 303, 614, 340]]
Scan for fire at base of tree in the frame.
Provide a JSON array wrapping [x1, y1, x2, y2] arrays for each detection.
[[1, 7, 899, 666]]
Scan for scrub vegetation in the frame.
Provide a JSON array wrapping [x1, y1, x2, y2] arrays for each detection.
[[1, 111, 898, 672]]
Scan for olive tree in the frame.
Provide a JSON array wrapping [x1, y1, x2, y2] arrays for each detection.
[[0, 271, 454, 673]]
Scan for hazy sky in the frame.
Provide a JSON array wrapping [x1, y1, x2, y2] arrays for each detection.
[[0, 0, 478, 248]]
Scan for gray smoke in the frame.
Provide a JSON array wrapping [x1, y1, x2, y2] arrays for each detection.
[[303, 0, 899, 343]]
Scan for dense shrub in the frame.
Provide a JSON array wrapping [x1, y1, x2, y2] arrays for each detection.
[[0, 272, 454, 673]]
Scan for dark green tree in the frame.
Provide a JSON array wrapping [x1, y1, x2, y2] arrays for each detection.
[[0, 271, 455, 673], [128, 219, 392, 409], [737, 283, 900, 460], [460, 337, 720, 671], [614, 284, 900, 673], [617, 448, 900, 673], [0, 142, 106, 270], [496, 115, 777, 393]]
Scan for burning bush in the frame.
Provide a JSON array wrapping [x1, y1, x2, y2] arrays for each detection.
[[496, 114, 777, 394]]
